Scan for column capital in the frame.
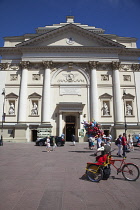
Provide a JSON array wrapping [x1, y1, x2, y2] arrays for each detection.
[[112, 61, 121, 70], [89, 61, 99, 69], [20, 61, 30, 69], [132, 64, 140, 71], [42, 61, 53, 69], [0, 63, 8, 70]]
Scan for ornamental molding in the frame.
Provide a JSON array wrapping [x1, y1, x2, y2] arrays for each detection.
[[120, 64, 131, 71], [58, 73, 85, 83], [9, 64, 20, 71], [132, 64, 140, 71], [10, 74, 18, 81], [123, 75, 131, 81], [112, 61, 121, 70], [0, 63, 8, 70], [20, 61, 30, 69], [42, 61, 53, 69], [88, 61, 99, 69]]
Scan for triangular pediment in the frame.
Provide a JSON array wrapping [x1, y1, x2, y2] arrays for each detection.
[[123, 93, 135, 100], [16, 24, 124, 48], [28, 92, 41, 99], [99, 93, 112, 99], [6, 92, 18, 99]]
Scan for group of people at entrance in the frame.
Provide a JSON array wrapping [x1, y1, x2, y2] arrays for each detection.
[[115, 133, 134, 158]]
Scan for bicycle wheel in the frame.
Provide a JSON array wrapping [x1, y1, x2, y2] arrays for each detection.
[[86, 164, 103, 182], [122, 163, 140, 181]]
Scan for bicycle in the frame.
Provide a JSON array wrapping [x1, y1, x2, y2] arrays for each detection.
[[86, 152, 140, 182]]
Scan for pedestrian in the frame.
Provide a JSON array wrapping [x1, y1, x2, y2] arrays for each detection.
[[102, 134, 106, 143], [88, 137, 94, 150], [97, 134, 102, 149], [116, 134, 122, 157], [137, 134, 140, 147], [46, 136, 51, 152], [72, 134, 76, 146], [51, 136, 57, 151], [127, 134, 134, 151], [106, 138, 111, 147], [121, 133, 127, 158]]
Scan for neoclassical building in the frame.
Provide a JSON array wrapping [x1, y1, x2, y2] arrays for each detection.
[[0, 16, 140, 142]]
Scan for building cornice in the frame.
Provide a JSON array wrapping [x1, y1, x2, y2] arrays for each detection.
[[0, 46, 140, 56]]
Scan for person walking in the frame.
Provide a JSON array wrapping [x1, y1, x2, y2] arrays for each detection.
[[51, 136, 57, 151], [46, 137, 51, 152], [127, 134, 134, 151], [96, 135, 102, 149], [116, 134, 122, 157], [122, 133, 127, 158], [72, 134, 76, 146]]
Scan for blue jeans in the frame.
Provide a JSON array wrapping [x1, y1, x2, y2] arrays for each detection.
[[122, 145, 127, 157]]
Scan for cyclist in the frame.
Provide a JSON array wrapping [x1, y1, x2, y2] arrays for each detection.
[[94, 141, 111, 165]]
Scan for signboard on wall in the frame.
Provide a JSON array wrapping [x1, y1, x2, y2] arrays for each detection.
[[37, 128, 52, 139], [78, 129, 85, 137]]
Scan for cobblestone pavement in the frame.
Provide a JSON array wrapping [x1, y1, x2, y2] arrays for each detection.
[[0, 142, 140, 210]]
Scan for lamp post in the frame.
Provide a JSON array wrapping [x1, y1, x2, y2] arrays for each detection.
[[0, 88, 5, 146], [123, 89, 127, 134]]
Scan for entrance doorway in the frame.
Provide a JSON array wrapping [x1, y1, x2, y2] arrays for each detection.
[[66, 124, 75, 141], [32, 130, 37, 142], [65, 116, 76, 141]]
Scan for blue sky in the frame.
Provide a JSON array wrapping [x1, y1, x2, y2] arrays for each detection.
[[0, 0, 140, 48]]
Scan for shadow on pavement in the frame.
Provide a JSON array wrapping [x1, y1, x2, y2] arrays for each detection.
[[69, 151, 94, 153]]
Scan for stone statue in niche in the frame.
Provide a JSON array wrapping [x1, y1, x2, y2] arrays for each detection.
[[103, 102, 109, 115], [31, 102, 38, 115], [126, 104, 132, 115], [9, 103, 15, 115]]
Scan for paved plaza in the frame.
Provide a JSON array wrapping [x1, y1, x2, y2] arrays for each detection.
[[0, 142, 140, 210]]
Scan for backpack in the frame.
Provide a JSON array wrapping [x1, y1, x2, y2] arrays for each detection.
[[115, 138, 120, 145]]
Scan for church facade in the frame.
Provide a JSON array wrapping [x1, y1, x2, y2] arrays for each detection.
[[0, 16, 140, 143]]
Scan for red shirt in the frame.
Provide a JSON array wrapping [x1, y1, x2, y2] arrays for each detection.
[[122, 136, 127, 146]]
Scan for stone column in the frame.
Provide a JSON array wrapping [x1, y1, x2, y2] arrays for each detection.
[[42, 61, 52, 123], [112, 62, 123, 124], [89, 61, 99, 122], [18, 61, 30, 122], [59, 112, 62, 136]]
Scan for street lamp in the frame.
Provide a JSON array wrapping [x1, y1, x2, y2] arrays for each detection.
[[0, 88, 5, 146], [123, 89, 127, 134]]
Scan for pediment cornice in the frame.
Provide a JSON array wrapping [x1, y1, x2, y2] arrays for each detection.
[[16, 24, 124, 48], [5, 92, 18, 99], [28, 92, 42, 99], [99, 93, 112, 99]]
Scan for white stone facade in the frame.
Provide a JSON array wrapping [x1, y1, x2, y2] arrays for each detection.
[[0, 16, 140, 142]]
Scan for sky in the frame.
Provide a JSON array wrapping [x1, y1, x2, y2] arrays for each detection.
[[0, 0, 140, 48]]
